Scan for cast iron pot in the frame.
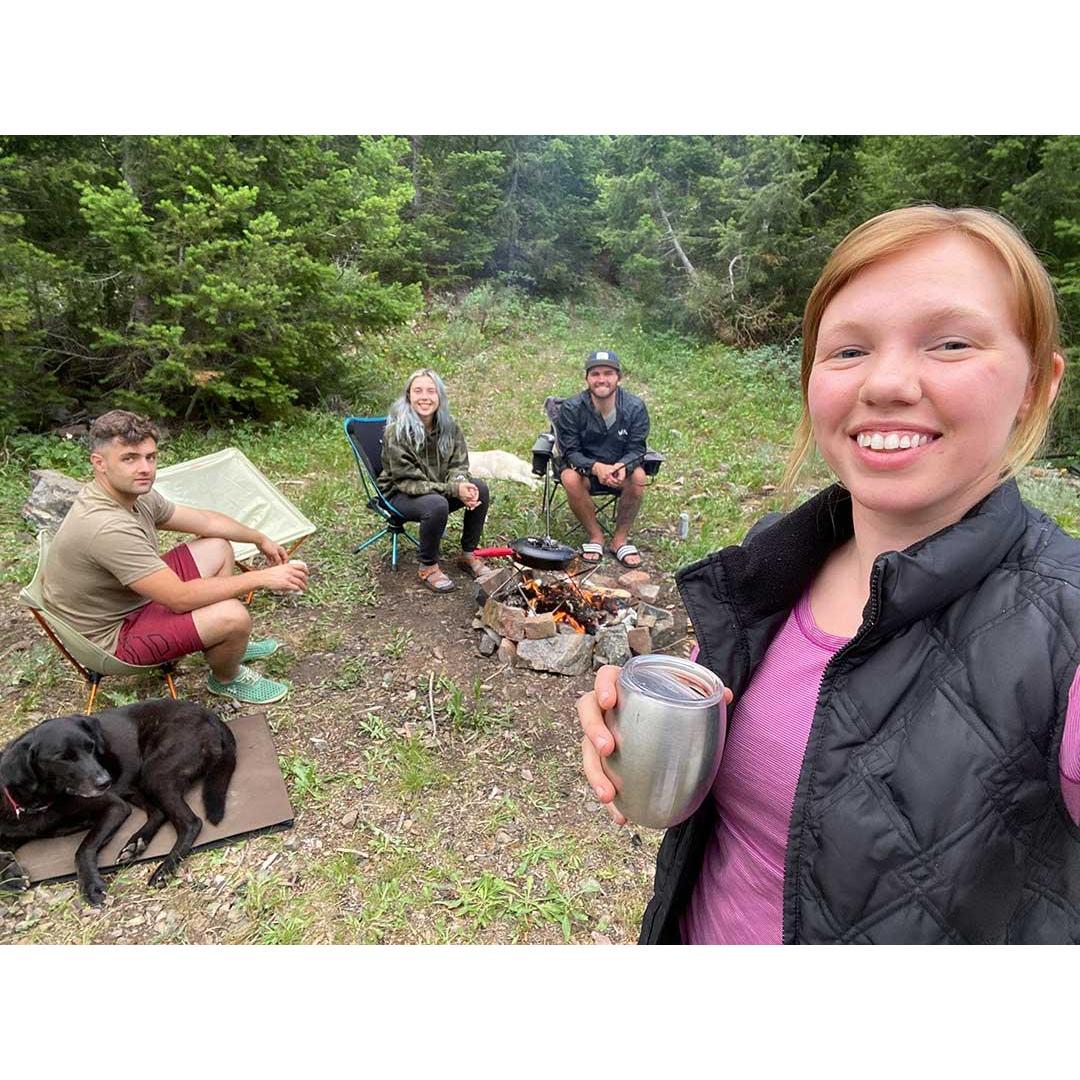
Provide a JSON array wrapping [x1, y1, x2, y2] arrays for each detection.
[[473, 536, 578, 572]]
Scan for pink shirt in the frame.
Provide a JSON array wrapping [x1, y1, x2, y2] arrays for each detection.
[[681, 590, 1080, 945]]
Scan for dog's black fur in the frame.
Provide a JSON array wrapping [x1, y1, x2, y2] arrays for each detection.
[[0, 698, 236, 905]]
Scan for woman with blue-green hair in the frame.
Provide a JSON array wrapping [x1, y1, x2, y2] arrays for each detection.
[[376, 368, 489, 593]]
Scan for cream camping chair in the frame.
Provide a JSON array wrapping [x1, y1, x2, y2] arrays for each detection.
[[19, 531, 179, 714], [155, 446, 317, 600]]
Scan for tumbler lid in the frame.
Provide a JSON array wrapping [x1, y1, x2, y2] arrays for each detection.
[[619, 654, 724, 707]]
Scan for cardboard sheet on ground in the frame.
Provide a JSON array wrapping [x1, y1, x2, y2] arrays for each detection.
[[14, 712, 293, 885]]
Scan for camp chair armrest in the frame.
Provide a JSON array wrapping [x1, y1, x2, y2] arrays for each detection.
[[531, 432, 556, 476], [642, 449, 665, 477]]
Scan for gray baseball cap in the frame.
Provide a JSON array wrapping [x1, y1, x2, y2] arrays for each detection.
[[585, 350, 621, 372]]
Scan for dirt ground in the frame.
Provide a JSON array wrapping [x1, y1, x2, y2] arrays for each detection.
[[0, 533, 685, 944]]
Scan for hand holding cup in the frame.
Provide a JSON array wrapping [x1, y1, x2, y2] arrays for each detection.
[[579, 659, 734, 829]]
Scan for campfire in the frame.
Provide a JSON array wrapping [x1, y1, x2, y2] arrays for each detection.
[[472, 563, 688, 677], [514, 576, 629, 635]]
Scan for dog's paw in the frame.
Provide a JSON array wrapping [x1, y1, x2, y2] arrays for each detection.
[[147, 863, 173, 889], [0, 851, 29, 892], [81, 875, 108, 907], [116, 836, 147, 865]]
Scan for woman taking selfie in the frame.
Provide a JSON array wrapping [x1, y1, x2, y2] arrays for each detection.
[[579, 205, 1080, 944], [377, 368, 489, 593]]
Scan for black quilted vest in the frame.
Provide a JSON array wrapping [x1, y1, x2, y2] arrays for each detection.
[[640, 480, 1080, 944]]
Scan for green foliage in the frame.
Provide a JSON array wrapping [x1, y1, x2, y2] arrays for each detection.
[[598, 135, 846, 344], [400, 141, 505, 286], [0, 135, 421, 429], [395, 136, 604, 295], [3, 133, 1079, 460], [278, 753, 332, 804]]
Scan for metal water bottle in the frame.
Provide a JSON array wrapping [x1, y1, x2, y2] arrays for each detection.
[[677, 512, 690, 541]]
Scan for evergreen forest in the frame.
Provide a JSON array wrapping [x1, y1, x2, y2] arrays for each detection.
[[2, 135, 1079, 457]]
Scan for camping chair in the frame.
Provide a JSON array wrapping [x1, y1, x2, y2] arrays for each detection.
[[530, 396, 664, 540], [343, 416, 420, 569], [155, 447, 317, 602], [18, 532, 179, 714]]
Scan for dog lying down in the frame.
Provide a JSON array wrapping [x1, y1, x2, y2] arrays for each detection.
[[0, 699, 236, 906], [467, 450, 540, 489]]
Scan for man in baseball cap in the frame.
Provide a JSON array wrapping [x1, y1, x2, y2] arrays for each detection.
[[554, 350, 650, 567]]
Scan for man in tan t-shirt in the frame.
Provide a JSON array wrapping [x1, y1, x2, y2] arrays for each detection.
[[44, 410, 308, 705]]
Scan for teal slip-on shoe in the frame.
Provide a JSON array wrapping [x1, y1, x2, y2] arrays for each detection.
[[207, 665, 290, 705], [241, 638, 281, 663]]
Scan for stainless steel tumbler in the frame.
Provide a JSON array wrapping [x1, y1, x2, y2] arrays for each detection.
[[601, 654, 727, 829]]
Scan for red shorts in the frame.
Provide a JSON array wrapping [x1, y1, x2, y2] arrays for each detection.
[[114, 544, 205, 665]]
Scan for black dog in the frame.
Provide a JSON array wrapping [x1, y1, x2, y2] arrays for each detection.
[[0, 699, 236, 906]]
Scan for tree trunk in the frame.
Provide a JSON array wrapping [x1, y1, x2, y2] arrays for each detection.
[[653, 186, 698, 283], [410, 135, 422, 209], [120, 136, 153, 329], [727, 254, 743, 301]]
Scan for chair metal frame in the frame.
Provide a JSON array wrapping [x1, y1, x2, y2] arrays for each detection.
[[343, 416, 420, 570], [18, 532, 179, 714]]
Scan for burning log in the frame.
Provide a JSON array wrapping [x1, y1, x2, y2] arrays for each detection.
[[513, 577, 625, 635]]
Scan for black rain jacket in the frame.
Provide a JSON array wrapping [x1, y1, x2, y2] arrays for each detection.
[[556, 387, 649, 473]]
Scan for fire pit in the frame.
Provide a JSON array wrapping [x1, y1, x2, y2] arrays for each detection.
[[473, 536, 616, 632], [472, 559, 689, 676]]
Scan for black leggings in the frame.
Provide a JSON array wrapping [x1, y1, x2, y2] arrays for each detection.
[[390, 480, 490, 565]]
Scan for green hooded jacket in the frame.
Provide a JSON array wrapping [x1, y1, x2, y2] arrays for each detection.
[[376, 417, 472, 499]]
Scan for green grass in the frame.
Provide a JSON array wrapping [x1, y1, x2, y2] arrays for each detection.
[[278, 754, 335, 805], [434, 674, 509, 733], [1, 283, 1076, 946], [382, 627, 413, 660], [438, 869, 602, 943], [392, 736, 449, 797], [328, 654, 366, 691]]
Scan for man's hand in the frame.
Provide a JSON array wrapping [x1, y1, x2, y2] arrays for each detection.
[[258, 561, 308, 594], [591, 462, 625, 490], [256, 534, 288, 565]]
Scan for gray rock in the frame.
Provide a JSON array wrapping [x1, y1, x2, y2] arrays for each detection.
[[593, 623, 631, 667], [477, 629, 500, 657], [474, 568, 514, 605], [637, 604, 686, 650], [21, 469, 83, 533], [497, 638, 518, 665], [515, 633, 593, 676], [653, 610, 687, 650]]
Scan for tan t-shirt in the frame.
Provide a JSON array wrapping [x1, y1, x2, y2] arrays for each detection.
[[42, 480, 177, 652]]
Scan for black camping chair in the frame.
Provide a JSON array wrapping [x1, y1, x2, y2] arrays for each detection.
[[530, 396, 664, 539], [343, 416, 420, 569]]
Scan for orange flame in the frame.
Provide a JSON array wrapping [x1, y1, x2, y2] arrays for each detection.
[[552, 610, 586, 634]]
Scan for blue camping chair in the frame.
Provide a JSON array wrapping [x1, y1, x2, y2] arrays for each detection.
[[343, 416, 420, 569]]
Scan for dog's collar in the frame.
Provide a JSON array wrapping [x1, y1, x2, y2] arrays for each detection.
[[2, 786, 51, 820]]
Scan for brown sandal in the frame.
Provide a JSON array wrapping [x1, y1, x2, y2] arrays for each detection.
[[455, 552, 486, 579], [418, 564, 455, 592]]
